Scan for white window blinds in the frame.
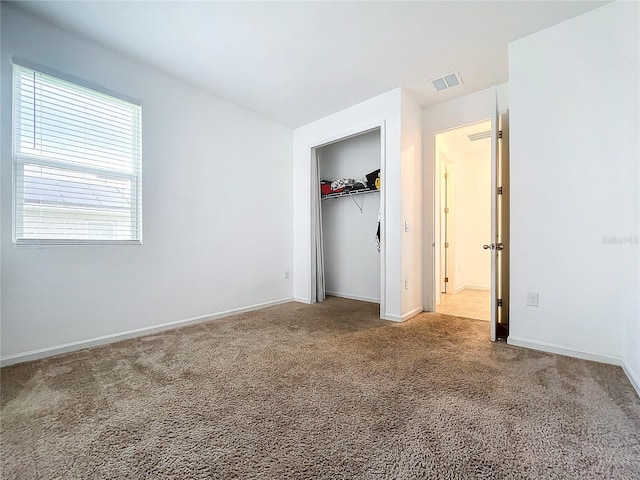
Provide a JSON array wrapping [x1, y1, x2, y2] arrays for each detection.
[[13, 61, 142, 245]]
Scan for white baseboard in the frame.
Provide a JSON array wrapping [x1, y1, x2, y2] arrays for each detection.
[[622, 358, 640, 398], [455, 285, 490, 293], [465, 285, 491, 291], [325, 291, 380, 304], [507, 336, 622, 366], [0, 297, 293, 367], [293, 296, 310, 304], [383, 306, 423, 323], [383, 313, 402, 322], [402, 306, 424, 321], [507, 337, 639, 399]]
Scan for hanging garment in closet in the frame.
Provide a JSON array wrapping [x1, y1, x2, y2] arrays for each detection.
[[375, 210, 381, 252]]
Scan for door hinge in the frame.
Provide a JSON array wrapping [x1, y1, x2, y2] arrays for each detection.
[[444, 173, 449, 179], [498, 130, 503, 139], [444, 242, 449, 248], [444, 277, 449, 283], [444, 207, 449, 214], [497, 187, 503, 195], [497, 299, 503, 307]]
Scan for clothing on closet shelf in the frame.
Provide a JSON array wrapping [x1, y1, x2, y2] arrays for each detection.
[[330, 178, 356, 193], [320, 169, 380, 197]]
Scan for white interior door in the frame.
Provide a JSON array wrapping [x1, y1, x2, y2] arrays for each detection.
[[489, 92, 509, 341], [498, 110, 510, 337], [490, 97, 499, 341], [440, 161, 450, 295]]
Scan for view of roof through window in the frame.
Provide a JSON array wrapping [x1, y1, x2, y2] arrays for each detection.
[[13, 62, 142, 244]]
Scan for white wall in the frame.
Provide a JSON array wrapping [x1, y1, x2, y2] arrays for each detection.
[[422, 84, 508, 311], [318, 130, 381, 302], [0, 5, 3, 333], [293, 88, 423, 321], [454, 149, 491, 291], [1, 5, 293, 362], [400, 90, 423, 318], [508, 1, 639, 387], [293, 88, 403, 320]]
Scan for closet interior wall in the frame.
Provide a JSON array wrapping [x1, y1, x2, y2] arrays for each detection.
[[318, 129, 381, 303]]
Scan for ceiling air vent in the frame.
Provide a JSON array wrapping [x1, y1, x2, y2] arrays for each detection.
[[467, 131, 491, 141], [431, 71, 463, 92]]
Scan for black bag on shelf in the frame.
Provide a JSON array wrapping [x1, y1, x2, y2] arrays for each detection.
[[366, 169, 381, 190]]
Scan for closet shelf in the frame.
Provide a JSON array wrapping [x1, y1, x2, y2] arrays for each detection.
[[321, 188, 380, 200]]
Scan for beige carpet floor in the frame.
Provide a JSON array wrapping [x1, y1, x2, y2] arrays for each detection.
[[2, 297, 639, 479]]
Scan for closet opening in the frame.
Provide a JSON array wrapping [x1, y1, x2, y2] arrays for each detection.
[[310, 125, 385, 318], [434, 120, 492, 321]]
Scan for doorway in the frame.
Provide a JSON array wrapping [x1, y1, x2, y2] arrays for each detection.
[[434, 120, 492, 321], [432, 109, 510, 341], [318, 129, 381, 303], [309, 123, 386, 320]]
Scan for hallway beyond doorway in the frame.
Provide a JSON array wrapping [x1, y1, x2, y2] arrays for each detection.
[[436, 289, 489, 321]]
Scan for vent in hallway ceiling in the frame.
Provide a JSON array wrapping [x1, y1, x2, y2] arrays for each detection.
[[431, 71, 463, 92], [467, 131, 491, 141]]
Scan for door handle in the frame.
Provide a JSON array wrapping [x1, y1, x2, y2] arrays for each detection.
[[483, 244, 492, 250], [496, 243, 504, 250]]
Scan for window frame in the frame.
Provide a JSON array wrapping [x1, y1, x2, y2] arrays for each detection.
[[11, 58, 143, 247]]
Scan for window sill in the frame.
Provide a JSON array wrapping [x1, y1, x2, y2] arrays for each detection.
[[13, 240, 143, 247]]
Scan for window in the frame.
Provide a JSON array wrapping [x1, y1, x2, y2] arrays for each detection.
[[12, 61, 142, 245], [86, 221, 116, 241]]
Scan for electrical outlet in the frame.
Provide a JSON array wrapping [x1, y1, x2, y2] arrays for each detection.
[[404, 278, 409, 290], [404, 221, 409, 232], [526, 292, 539, 307], [284, 270, 290, 280]]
